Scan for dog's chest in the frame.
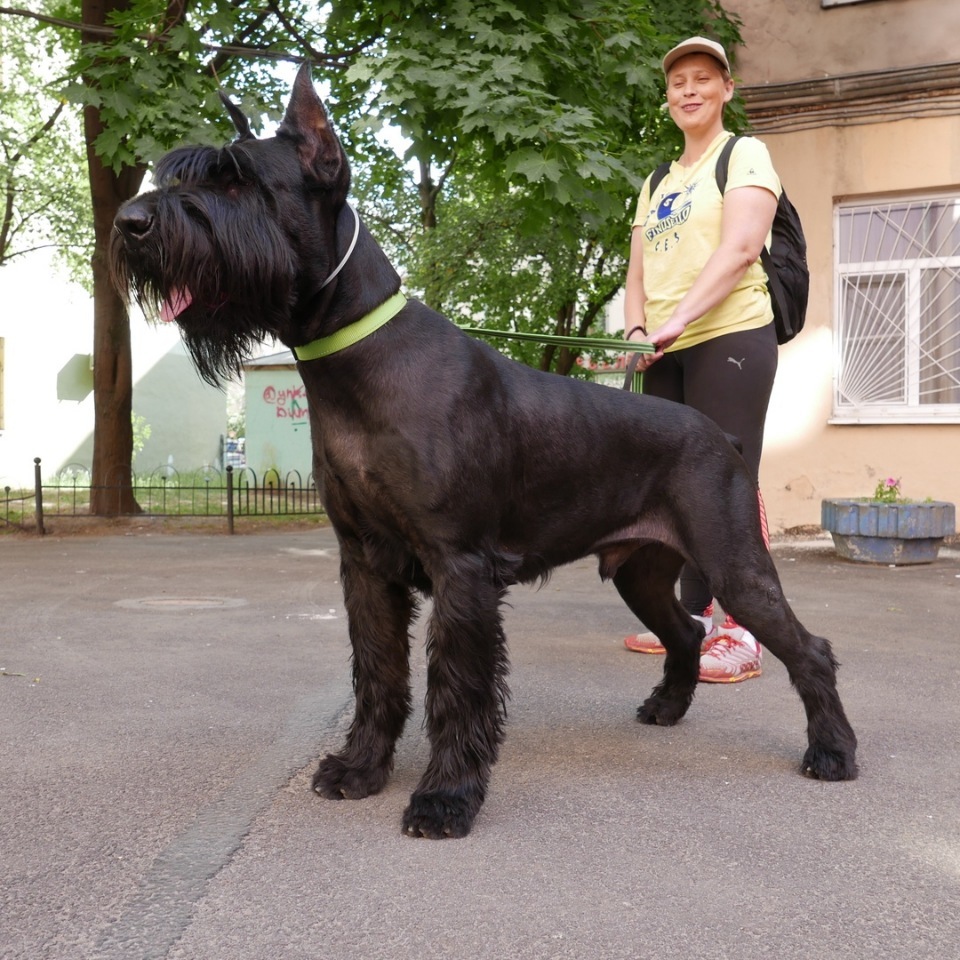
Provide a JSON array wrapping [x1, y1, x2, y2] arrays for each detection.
[[314, 422, 425, 520]]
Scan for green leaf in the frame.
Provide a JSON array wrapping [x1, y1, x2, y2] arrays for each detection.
[[505, 148, 563, 183]]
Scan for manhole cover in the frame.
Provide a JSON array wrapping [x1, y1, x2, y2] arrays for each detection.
[[115, 597, 248, 610]]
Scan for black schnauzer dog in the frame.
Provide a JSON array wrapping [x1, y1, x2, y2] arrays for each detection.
[[111, 66, 857, 838]]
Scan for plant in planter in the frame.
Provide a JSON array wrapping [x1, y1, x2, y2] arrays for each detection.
[[821, 477, 956, 565]]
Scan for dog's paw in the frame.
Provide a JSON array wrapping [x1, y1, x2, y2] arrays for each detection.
[[801, 745, 859, 781], [636, 696, 685, 727], [312, 753, 390, 800], [401, 789, 479, 839]]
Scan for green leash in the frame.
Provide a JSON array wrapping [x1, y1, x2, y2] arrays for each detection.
[[461, 326, 653, 392], [293, 296, 652, 394], [460, 327, 654, 355]]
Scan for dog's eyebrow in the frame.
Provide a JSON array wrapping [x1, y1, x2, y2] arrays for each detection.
[[155, 143, 254, 187], [155, 145, 219, 186]]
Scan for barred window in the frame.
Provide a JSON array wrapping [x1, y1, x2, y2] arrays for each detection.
[[833, 196, 960, 423]]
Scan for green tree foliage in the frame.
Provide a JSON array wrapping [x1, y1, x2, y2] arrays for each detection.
[[0, 14, 89, 278], [64, 2, 312, 171], [322, 0, 745, 372], [330, 0, 740, 223]]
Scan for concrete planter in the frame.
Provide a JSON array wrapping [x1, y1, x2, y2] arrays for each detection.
[[821, 498, 956, 565]]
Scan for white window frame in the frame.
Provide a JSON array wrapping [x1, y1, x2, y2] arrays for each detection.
[[832, 193, 960, 424]]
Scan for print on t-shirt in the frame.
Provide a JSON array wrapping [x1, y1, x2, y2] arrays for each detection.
[[645, 179, 700, 252]]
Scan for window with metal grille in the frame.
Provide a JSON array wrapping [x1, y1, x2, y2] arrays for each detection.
[[834, 196, 960, 423]]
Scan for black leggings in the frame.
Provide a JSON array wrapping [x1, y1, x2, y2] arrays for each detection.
[[642, 323, 778, 614]]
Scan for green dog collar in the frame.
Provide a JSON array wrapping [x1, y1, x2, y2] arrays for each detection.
[[294, 292, 407, 361]]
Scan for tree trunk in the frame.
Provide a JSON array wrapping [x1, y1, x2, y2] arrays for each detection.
[[417, 158, 438, 231], [82, 0, 147, 514], [88, 186, 142, 515], [541, 301, 577, 374], [417, 157, 445, 309]]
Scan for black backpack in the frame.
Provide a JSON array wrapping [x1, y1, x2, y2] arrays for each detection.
[[647, 135, 808, 345]]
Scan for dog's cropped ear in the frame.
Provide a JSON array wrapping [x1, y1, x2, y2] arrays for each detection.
[[278, 62, 346, 184], [219, 91, 255, 142]]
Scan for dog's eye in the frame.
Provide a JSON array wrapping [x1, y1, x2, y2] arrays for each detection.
[[213, 163, 245, 187], [211, 144, 255, 190]]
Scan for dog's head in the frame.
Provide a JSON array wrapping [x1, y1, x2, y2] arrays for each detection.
[[110, 65, 355, 385]]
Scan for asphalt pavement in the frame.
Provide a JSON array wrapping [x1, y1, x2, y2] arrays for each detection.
[[2, 525, 958, 960]]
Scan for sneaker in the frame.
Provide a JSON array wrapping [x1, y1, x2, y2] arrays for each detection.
[[698, 617, 762, 683], [623, 631, 667, 654], [624, 610, 714, 655]]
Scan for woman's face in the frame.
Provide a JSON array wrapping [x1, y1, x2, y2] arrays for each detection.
[[665, 53, 734, 138]]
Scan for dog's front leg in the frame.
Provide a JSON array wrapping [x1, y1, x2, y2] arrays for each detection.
[[313, 552, 416, 801], [402, 554, 510, 839]]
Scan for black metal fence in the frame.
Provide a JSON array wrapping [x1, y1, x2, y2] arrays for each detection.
[[2, 458, 324, 535]]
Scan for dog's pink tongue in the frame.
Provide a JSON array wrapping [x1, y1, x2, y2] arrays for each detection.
[[160, 287, 193, 323]]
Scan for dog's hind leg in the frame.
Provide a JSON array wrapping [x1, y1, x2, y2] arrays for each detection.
[[313, 552, 416, 801], [672, 469, 857, 780], [402, 552, 510, 839], [720, 585, 858, 781], [609, 544, 704, 726], [696, 537, 859, 781]]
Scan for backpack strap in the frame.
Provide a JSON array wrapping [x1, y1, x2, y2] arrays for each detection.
[[646, 160, 672, 198], [713, 134, 741, 195]]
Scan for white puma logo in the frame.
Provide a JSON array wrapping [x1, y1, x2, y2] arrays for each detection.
[[727, 357, 745, 369]]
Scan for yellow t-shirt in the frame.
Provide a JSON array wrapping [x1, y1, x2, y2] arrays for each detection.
[[632, 131, 782, 350]]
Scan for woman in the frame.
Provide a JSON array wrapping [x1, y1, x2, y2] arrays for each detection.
[[622, 36, 780, 683]]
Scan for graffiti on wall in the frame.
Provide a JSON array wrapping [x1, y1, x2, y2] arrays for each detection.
[[262, 384, 309, 430]]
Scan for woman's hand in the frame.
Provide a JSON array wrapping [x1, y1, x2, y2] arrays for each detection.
[[648, 314, 687, 355], [627, 315, 685, 371]]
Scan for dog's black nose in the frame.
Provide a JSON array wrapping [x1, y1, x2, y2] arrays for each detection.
[[115, 199, 155, 240]]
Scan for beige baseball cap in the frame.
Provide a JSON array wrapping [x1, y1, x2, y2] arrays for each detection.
[[662, 36, 730, 75]]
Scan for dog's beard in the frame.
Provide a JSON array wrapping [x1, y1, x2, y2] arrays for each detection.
[[110, 187, 297, 387]]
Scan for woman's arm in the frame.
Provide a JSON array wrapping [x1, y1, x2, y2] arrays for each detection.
[[648, 185, 778, 354]]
